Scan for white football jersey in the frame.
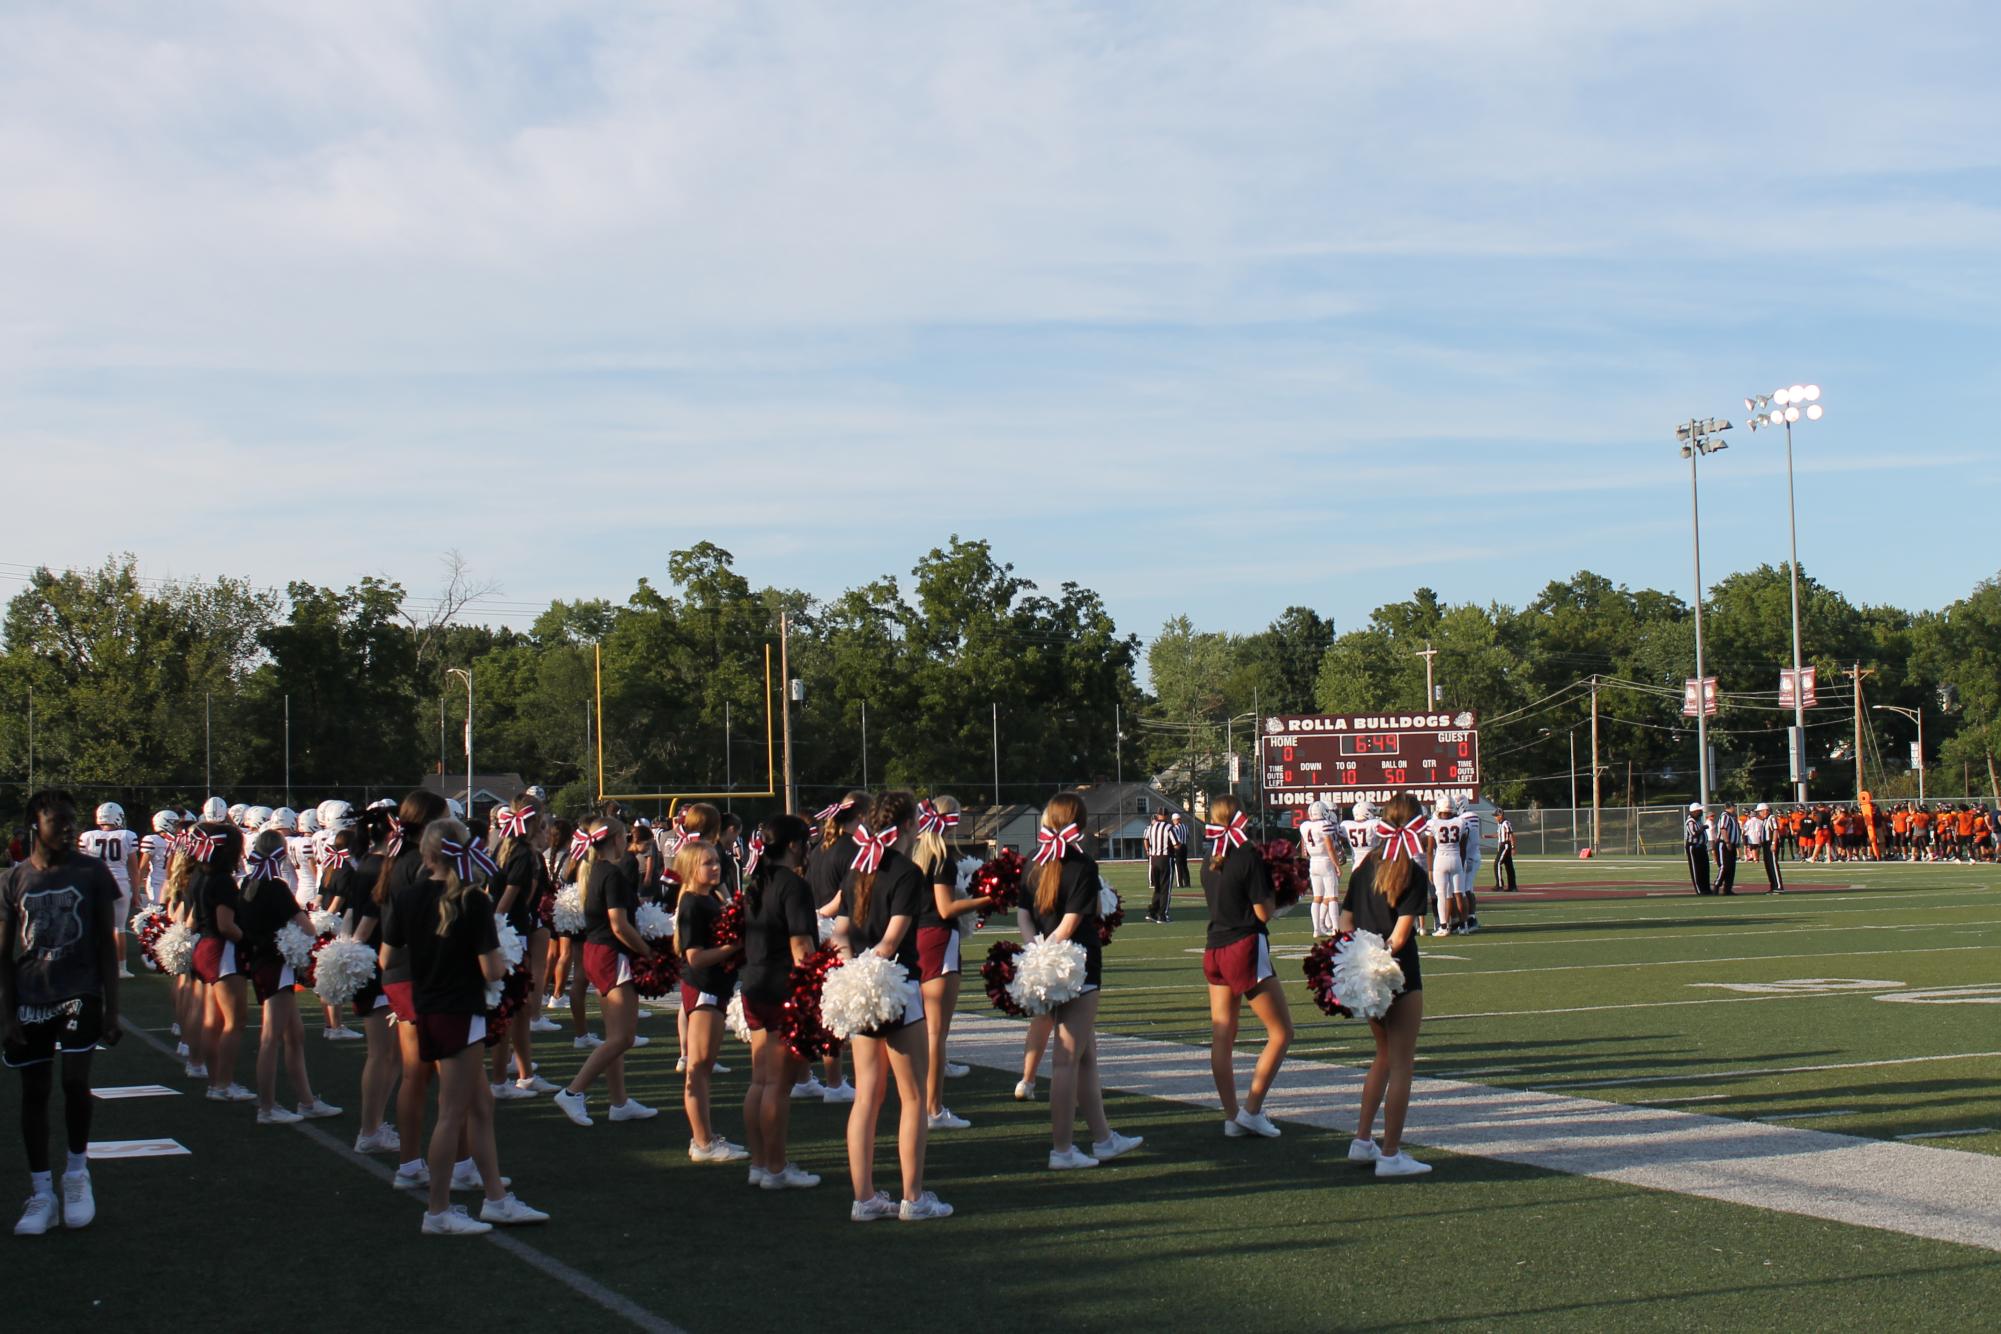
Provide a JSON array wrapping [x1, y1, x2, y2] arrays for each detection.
[[1430, 813, 1469, 863], [1461, 809, 1483, 861], [288, 835, 320, 899], [140, 832, 174, 900], [1300, 818, 1338, 865], [1339, 819, 1379, 863], [79, 827, 139, 894]]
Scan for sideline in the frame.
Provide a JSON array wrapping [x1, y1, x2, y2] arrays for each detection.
[[950, 1014, 2001, 1254]]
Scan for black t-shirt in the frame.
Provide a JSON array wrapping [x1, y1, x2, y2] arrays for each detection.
[[378, 863, 435, 988], [675, 890, 737, 999], [1201, 844, 1273, 950], [380, 880, 501, 1015], [0, 854, 119, 1006], [193, 868, 240, 937], [324, 853, 380, 919], [1023, 853, 1103, 988], [1342, 858, 1425, 993], [804, 840, 851, 914], [490, 843, 547, 934], [235, 879, 300, 967], [839, 849, 926, 977], [583, 856, 640, 953], [913, 846, 962, 930], [741, 867, 819, 1005]]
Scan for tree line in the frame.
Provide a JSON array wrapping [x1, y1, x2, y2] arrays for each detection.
[[2, 542, 1996, 826]]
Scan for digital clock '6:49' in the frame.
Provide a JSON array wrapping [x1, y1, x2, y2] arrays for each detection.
[[1339, 733, 1400, 756]]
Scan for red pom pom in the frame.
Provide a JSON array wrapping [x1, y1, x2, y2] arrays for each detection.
[[781, 944, 843, 1063], [712, 898, 744, 970], [1301, 933, 1355, 1018], [297, 931, 336, 988], [533, 890, 556, 930], [134, 908, 170, 972], [1098, 894, 1125, 947], [981, 939, 1026, 1017], [1260, 839, 1307, 910], [485, 962, 534, 1037], [972, 849, 1027, 925], [629, 949, 683, 998]]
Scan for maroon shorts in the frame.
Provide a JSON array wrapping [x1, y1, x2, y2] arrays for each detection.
[[916, 926, 962, 982], [742, 996, 787, 1032], [680, 981, 727, 1014], [249, 960, 299, 1003], [383, 979, 417, 1023], [1202, 934, 1275, 997], [582, 942, 634, 996], [414, 1012, 491, 1063], [192, 938, 239, 984]]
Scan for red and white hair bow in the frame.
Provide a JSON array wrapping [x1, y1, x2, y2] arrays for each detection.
[[320, 847, 353, 873], [917, 801, 959, 836], [440, 837, 498, 881], [742, 835, 765, 877], [1205, 811, 1250, 854], [384, 815, 405, 857], [186, 828, 223, 863], [850, 823, 899, 873], [247, 846, 289, 881], [813, 797, 855, 823], [495, 805, 534, 839], [1033, 822, 1082, 866], [569, 824, 610, 862], [1375, 816, 1430, 863]]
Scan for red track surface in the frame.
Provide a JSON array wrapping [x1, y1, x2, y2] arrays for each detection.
[[1499, 879, 1851, 900]]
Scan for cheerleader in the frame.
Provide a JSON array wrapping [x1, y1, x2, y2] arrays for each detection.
[[187, 816, 255, 1102], [552, 812, 658, 1126], [833, 791, 949, 1220], [541, 817, 589, 1043], [798, 791, 868, 1103], [162, 840, 205, 1077], [1199, 796, 1292, 1139], [1341, 793, 1431, 1177], [1023, 793, 1142, 1171], [487, 795, 555, 1099], [675, 840, 746, 1161], [385, 819, 549, 1233], [738, 814, 821, 1189], [235, 832, 340, 1124], [332, 812, 402, 1154], [375, 789, 452, 1191], [908, 796, 990, 1129]]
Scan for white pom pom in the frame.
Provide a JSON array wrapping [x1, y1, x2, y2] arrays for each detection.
[[819, 954, 919, 1039], [495, 920, 525, 969], [1331, 930, 1406, 1020], [275, 922, 319, 972], [725, 993, 751, 1043], [128, 907, 161, 937], [635, 902, 675, 942], [954, 856, 983, 894], [1006, 937, 1090, 1015], [155, 923, 197, 976], [552, 884, 586, 935], [816, 915, 835, 945], [484, 978, 504, 1010], [1098, 877, 1119, 917], [309, 909, 342, 937], [311, 937, 377, 1008]]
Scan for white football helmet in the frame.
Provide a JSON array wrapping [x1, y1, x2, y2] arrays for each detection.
[[320, 800, 356, 833], [94, 802, 126, 829], [1307, 801, 1328, 821], [245, 805, 274, 830], [1436, 796, 1457, 815], [202, 797, 230, 823], [151, 809, 180, 834], [228, 803, 249, 827], [446, 797, 465, 819], [367, 798, 396, 811], [268, 807, 297, 833], [297, 809, 320, 835], [1352, 801, 1375, 822]]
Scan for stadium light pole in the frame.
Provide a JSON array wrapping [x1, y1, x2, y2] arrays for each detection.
[[1539, 725, 1580, 850], [1871, 704, 1924, 804], [446, 667, 473, 815], [1746, 383, 1824, 807], [1676, 416, 1732, 810]]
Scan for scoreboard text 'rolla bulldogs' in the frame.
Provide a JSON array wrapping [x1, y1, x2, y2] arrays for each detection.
[[1260, 712, 1481, 809]]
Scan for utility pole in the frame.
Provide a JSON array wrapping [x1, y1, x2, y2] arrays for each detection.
[[204, 692, 212, 798], [991, 703, 1001, 807], [1415, 642, 1439, 707], [779, 612, 796, 813], [284, 694, 292, 809], [724, 701, 732, 809], [1846, 662, 1874, 799], [860, 699, 869, 790], [1589, 675, 1602, 852]]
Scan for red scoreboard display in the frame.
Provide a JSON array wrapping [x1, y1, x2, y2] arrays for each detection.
[[1260, 712, 1481, 810]]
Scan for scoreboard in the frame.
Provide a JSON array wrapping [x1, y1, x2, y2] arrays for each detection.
[[1260, 712, 1481, 810]]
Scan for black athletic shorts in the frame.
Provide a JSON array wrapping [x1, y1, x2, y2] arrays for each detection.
[[3, 996, 105, 1068]]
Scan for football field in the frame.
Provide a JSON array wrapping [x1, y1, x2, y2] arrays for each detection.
[[9, 856, 2001, 1332]]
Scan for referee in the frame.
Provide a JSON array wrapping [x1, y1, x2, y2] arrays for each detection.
[[1493, 813, 1518, 892], [1747, 801, 1785, 893], [1684, 802, 1712, 895], [1714, 801, 1741, 896], [1144, 810, 1176, 923]]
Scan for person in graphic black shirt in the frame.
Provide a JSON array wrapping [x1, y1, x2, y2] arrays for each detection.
[[1023, 792, 1144, 1175], [738, 814, 824, 1190], [833, 791, 951, 1222], [794, 790, 869, 1103], [1, 791, 120, 1236], [552, 812, 659, 1129], [1338, 793, 1431, 1179], [1198, 795, 1293, 1141]]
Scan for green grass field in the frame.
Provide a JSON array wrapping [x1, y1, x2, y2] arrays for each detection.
[[8, 856, 2001, 1332]]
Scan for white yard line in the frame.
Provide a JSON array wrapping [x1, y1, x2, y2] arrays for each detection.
[[1425, 942, 1995, 979], [953, 1014, 2001, 1254], [1542, 1049, 2001, 1090]]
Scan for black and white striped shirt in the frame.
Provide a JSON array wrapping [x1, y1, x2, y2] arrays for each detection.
[[1144, 820, 1176, 858]]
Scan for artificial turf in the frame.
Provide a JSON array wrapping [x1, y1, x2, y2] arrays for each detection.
[[5, 855, 1999, 1332]]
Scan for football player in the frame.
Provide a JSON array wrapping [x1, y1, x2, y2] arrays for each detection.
[[77, 804, 140, 979]]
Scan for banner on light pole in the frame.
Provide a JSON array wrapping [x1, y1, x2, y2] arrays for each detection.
[[1682, 677, 1718, 718], [1779, 667, 1818, 709]]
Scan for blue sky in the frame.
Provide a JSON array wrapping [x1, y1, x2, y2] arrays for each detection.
[[3, 2, 1996, 642]]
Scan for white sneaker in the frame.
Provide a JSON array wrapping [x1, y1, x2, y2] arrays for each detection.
[[60, 1171, 94, 1229], [630, 1035, 651, 1048], [943, 1061, 971, 1078], [791, 1076, 826, 1099], [515, 1074, 558, 1094], [1013, 1080, 1034, 1101], [170, 1022, 181, 1037], [748, 1165, 770, 1187], [1222, 1118, 1247, 1138], [491, 1081, 536, 1101], [392, 1165, 431, 1191], [761, 1163, 822, 1190], [420, 1205, 491, 1236], [1347, 1137, 1382, 1165], [1049, 1145, 1099, 1171], [927, 1108, 971, 1130], [675, 1057, 686, 1073], [183, 1062, 208, 1080], [820, 1080, 856, 1104], [257, 1105, 304, 1125], [573, 1034, 603, 1050], [118, 966, 134, 979], [1431, 926, 1453, 938], [528, 1017, 562, 1034], [174, 1041, 189, 1058], [207, 1083, 257, 1103], [850, 1190, 898, 1222], [690, 1137, 750, 1163], [1091, 1131, 1143, 1162], [299, 1098, 343, 1119], [609, 1098, 659, 1122], [708, 1057, 724, 1071], [1232, 1109, 1281, 1139], [354, 1128, 398, 1154], [323, 1026, 363, 1041], [552, 1089, 592, 1127], [14, 1193, 58, 1236], [898, 1190, 953, 1222], [479, 1193, 549, 1226], [1375, 1150, 1432, 1178]]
